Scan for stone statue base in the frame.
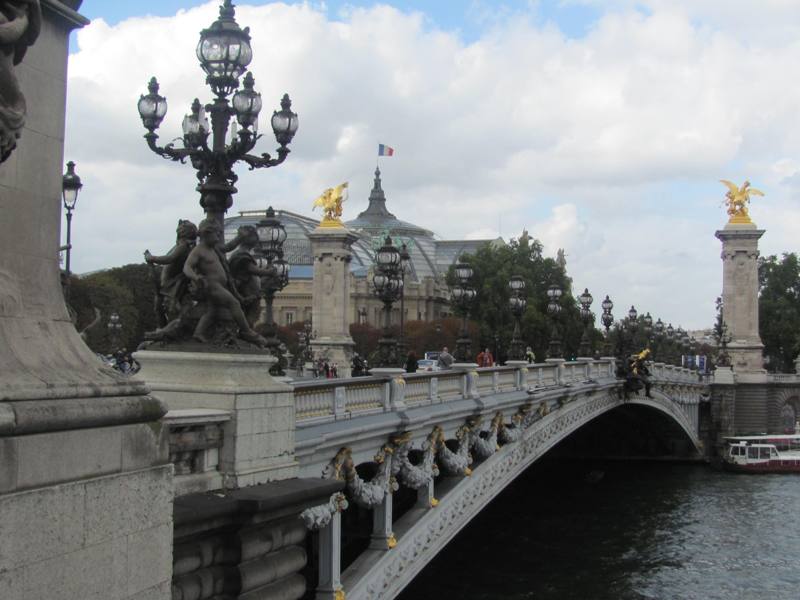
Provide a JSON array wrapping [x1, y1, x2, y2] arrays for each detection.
[[135, 350, 298, 488]]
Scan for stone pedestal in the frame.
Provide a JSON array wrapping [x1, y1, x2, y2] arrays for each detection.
[[0, 4, 173, 598], [135, 350, 298, 488], [715, 222, 766, 373], [308, 226, 359, 378]]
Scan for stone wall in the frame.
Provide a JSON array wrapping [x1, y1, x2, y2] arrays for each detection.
[[172, 480, 343, 600]]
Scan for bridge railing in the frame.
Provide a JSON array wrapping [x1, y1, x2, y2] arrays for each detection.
[[292, 360, 641, 425]]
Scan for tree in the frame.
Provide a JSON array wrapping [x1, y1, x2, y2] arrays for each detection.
[[758, 253, 800, 373], [448, 236, 591, 362], [67, 263, 158, 354]]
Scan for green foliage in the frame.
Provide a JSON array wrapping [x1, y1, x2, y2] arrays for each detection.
[[758, 253, 800, 372], [67, 263, 157, 354], [448, 236, 591, 362]]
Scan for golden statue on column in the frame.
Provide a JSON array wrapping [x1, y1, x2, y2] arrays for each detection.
[[312, 182, 348, 227], [720, 180, 764, 224]]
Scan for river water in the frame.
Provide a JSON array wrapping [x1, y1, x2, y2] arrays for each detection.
[[398, 460, 800, 600]]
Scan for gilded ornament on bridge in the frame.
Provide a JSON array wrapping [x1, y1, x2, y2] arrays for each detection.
[[313, 182, 348, 227], [720, 179, 764, 224]]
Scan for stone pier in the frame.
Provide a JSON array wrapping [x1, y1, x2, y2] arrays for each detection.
[[0, 3, 173, 598], [309, 225, 359, 378]]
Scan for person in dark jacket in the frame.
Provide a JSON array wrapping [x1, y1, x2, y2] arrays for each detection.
[[405, 351, 418, 373]]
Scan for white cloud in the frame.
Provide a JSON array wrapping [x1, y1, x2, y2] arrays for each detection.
[[64, 1, 800, 329]]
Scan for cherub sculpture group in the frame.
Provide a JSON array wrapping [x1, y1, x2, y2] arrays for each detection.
[[143, 218, 277, 349]]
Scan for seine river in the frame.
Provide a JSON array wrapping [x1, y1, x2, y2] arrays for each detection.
[[399, 460, 800, 600]]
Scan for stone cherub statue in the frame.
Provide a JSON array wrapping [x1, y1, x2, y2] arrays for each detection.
[[183, 218, 266, 346], [0, 0, 41, 163], [720, 180, 764, 224], [312, 182, 348, 226], [144, 219, 198, 329], [226, 224, 278, 327]]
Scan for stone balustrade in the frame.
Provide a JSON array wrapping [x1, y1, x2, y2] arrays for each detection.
[[291, 359, 701, 425]]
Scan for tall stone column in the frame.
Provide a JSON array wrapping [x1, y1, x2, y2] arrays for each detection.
[[0, 3, 172, 598], [715, 221, 765, 373], [308, 226, 359, 378]]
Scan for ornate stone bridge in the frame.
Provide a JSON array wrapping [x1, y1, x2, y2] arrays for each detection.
[[163, 358, 706, 600], [291, 359, 705, 599]]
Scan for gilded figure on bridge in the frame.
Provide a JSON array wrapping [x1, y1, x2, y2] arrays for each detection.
[[312, 182, 348, 227], [720, 179, 764, 224]]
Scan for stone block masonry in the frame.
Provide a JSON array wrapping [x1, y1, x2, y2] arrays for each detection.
[[0, 3, 175, 599]]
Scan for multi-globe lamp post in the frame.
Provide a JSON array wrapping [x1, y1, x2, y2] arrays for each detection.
[[643, 312, 653, 349], [451, 259, 476, 363], [136, 0, 298, 227], [508, 275, 527, 361], [298, 320, 315, 366], [578, 287, 594, 358], [665, 323, 675, 365], [546, 284, 563, 359], [255, 206, 289, 347], [625, 305, 638, 356], [107, 311, 122, 353], [653, 317, 665, 361], [600, 295, 614, 357], [372, 236, 403, 367], [398, 242, 411, 355]]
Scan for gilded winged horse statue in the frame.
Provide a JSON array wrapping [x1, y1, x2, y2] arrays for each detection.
[[312, 182, 348, 227], [720, 180, 764, 224]]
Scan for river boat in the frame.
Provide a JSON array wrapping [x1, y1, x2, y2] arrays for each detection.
[[723, 435, 800, 473]]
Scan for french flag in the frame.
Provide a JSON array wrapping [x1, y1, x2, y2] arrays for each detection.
[[378, 143, 395, 156]]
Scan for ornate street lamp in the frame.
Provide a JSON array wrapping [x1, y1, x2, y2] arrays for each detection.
[[653, 318, 665, 361], [624, 304, 638, 356], [254, 206, 289, 348], [546, 284, 563, 359], [451, 258, 476, 362], [398, 242, 411, 355], [578, 287, 594, 358], [373, 236, 403, 367], [508, 275, 527, 361], [61, 161, 83, 280], [600, 294, 614, 357], [665, 323, 675, 365], [107, 311, 122, 353], [298, 319, 315, 366], [137, 1, 298, 227]]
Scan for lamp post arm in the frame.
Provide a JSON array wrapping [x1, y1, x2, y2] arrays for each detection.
[[144, 132, 196, 164], [241, 147, 290, 170]]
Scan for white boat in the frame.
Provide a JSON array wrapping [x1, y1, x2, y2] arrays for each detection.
[[723, 435, 800, 473]]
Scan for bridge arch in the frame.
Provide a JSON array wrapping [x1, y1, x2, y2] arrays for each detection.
[[338, 387, 702, 599]]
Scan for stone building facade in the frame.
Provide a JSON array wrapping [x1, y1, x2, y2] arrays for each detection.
[[224, 168, 501, 329]]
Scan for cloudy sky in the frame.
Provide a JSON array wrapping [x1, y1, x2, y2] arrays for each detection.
[[64, 0, 800, 330]]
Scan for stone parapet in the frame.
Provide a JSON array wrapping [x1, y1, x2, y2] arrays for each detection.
[[135, 350, 298, 488], [172, 478, 344, 600]]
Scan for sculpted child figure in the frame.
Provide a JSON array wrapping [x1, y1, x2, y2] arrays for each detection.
[[227, 225, 278, 327], [183, 218, 266, 346], [144, 219, 197, 327]]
